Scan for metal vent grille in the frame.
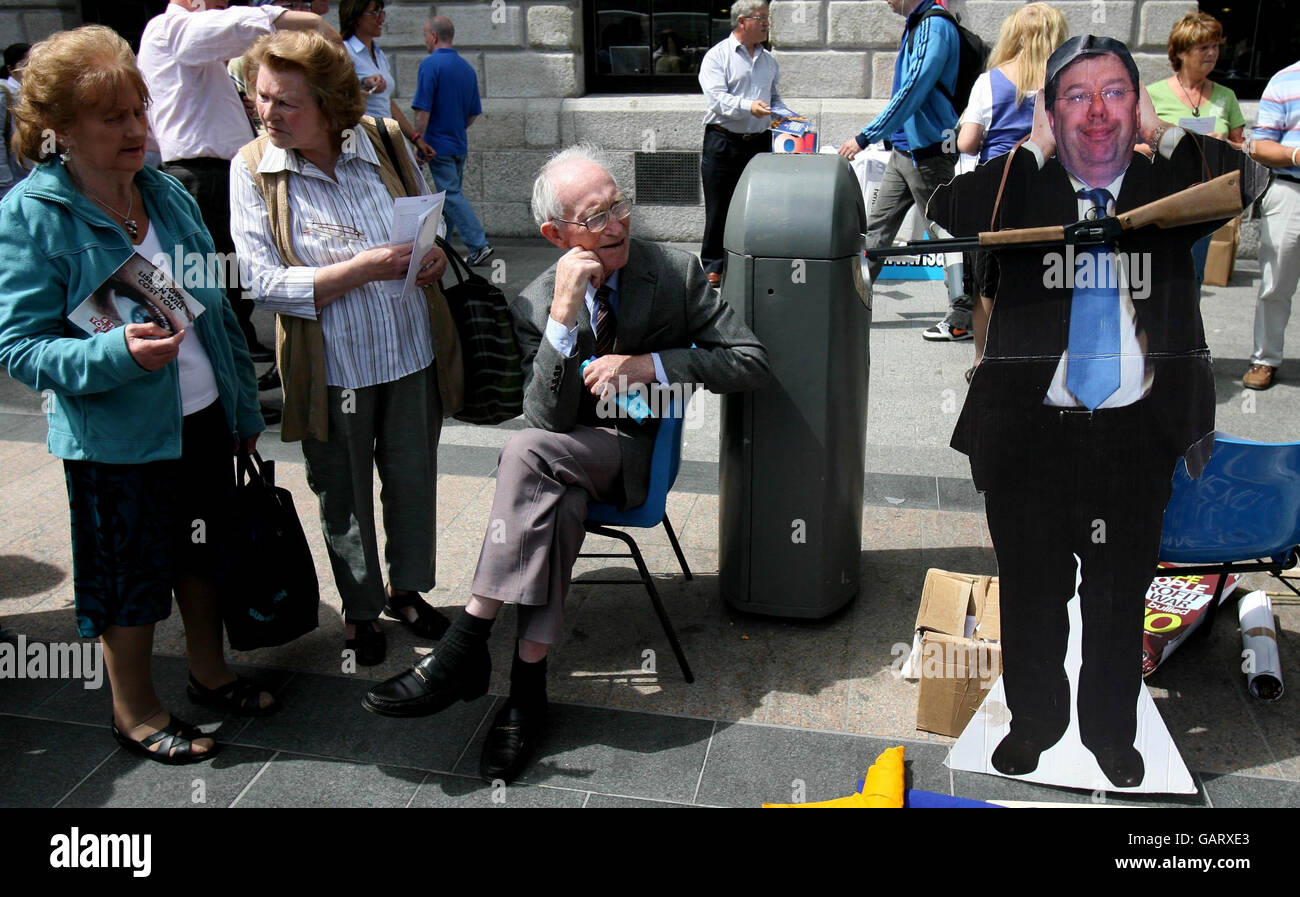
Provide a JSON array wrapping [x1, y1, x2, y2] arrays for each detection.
[[634, 151, 701, 205]]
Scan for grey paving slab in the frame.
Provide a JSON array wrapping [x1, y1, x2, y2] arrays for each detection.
[[409, 773, 588, 808], [232, 670, 492, 773], [0, 716, 118, 807], [864, 472, 938, 511], [233, 754, 424, 808], [1198, 772, 1300, 809], [673, 460, 720, 496], [0, 669, 71, 715], [582, 793, 699, 807], [936, 476, 983, 513], [60, 744, 275, 808], [453, 700, 714, 803], [437, 442, 504, 478], [695, 722, 951, 807]]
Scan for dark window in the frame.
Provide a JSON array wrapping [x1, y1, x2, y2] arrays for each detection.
[[79, 0, 168, 54], [586, 1, 733, 94], [1200, 1, 1300, 100]]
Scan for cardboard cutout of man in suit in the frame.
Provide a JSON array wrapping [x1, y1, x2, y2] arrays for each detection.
[[927, 36, 1263, 788], [364, 144, 771, 783]]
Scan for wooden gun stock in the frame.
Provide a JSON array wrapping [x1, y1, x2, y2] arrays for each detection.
[[1117, 172, 1242, 230], [979, 224, 1066, 246]]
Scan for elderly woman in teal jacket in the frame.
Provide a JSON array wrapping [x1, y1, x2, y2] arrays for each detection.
[[0, 27, 272, 764]]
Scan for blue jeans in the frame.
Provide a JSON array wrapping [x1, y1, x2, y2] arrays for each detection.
[[427, 154, 487, 252]]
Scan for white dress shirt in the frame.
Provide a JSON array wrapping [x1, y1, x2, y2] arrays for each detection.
[[139, 4, 283, 163], [1021, 130, 1185, 409], [345, 36, 393, 121], [699, 33, 782, 134], [229, 132, 435, 390]]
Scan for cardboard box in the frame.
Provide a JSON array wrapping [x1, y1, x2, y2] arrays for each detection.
[[1202, 216, 1240, 287], [911, 569, 1003, 737]]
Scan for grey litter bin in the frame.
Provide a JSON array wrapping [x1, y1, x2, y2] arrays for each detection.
[[718, 152, 871, 619]]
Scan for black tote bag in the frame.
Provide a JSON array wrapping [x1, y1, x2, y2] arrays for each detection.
[[224, 451, 319, 650]]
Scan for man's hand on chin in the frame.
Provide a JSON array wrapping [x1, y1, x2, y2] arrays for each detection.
[[551, 247, 605, 328], [582, 353, 656, 398]]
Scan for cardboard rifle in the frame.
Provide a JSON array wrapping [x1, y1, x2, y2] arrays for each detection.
[[864, 171, 1249, 258]]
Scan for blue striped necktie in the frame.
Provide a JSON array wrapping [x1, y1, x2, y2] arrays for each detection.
[[1067, 187, 1121, 410]]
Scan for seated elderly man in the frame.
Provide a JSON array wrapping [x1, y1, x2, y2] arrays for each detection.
[[365, 144, 771, 781]]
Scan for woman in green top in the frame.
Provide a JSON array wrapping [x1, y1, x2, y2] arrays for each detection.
[[1147, 12, 1246, 288]]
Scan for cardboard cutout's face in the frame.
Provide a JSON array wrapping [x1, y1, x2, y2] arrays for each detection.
[[1047, 53, 1139, 188]]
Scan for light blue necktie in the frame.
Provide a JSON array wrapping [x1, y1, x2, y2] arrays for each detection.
[[1066, 188, 1121, 410]]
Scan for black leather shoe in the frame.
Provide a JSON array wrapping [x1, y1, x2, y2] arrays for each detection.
[[362, 650, 489, 718], [1090, 744, 1145, 789], [345, 621, 386, 667], [991, 731, 1058, 777], [257, 364, 280, 391], [246, 339, 275, 363], [479, 698, 547, 784]]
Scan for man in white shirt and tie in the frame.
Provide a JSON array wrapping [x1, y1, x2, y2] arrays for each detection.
[[138, 0, 338, 364], [697, 1, 780, 286]]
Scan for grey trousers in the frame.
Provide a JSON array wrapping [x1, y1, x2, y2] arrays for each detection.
[[1251, 179, 1300, 368], [864, 148, 971, 326], [470, 425, 623, 645], [301, 364, 442, 622]]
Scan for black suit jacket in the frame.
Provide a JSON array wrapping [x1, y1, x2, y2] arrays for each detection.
[[928, 133, 1259, 491], [509, 238, 771, 509]]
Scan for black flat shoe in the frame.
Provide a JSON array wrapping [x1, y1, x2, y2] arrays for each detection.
[[1089, 744, 1145, 789], [187, 673, 279, 717], [257, 364, 280, 391], [362, 650, 489, 718], [383, 591, 451, 640], [991, 731, 1058, 777], [345, 620, 386, 667], [479, 698, 547, 784], [111, 714, 218, 766]]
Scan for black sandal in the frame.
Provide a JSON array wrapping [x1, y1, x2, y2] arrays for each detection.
[[187, 674, 279, 717], [383, 591, 451, 640], [111, 713, 218, 766]]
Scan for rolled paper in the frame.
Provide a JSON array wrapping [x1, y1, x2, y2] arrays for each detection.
[[1238, 590, 1284, 701]]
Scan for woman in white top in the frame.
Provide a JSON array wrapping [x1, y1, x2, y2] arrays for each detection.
[[340, 0, 433, 162], [956, 2, 1068, 377]]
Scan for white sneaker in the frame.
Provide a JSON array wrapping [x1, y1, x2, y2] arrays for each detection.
[[922, 320, 973, 341], [464, 244, 494, 266]]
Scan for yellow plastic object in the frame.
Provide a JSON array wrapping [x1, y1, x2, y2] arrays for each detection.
[[762, 745, 905, 808]]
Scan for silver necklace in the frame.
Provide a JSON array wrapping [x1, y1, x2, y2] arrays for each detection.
[[76, 177, 139, 239]]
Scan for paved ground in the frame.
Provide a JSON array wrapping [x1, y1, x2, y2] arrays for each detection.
[[1, 237, 1297, 808]]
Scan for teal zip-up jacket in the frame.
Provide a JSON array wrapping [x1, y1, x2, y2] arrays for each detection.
[[0, 159, 264, 463]]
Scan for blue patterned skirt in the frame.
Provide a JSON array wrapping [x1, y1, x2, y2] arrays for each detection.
[[63, 401, 235, 638]]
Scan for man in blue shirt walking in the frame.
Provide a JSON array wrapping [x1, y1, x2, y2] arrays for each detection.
[[838, 0, 966, 341], [413, 14, 492, 266]]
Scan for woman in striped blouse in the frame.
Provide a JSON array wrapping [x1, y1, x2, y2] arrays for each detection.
[[230, 31, 462, 666]]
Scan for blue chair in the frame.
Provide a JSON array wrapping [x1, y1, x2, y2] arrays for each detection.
[[1159, 432, 1300, 618], [581, 395, 695, 683]]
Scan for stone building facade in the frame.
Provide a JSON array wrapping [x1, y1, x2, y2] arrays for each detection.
[[2, 1, 1261, 245]]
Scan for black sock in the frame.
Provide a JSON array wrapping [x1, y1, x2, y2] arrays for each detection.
[[428, 609, 494, 673], [508, 653, 547, 708]]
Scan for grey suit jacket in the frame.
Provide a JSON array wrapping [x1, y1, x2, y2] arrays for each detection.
[[509, 238, 771, 509]]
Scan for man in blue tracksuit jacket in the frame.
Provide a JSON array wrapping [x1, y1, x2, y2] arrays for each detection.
[[838, 0, 967, 341]]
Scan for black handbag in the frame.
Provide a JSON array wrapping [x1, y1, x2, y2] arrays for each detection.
[[224, 451, 320, 650], [436, 235, 524, 425]]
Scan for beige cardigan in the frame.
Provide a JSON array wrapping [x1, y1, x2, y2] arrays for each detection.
[[237, 116, 464, 442]]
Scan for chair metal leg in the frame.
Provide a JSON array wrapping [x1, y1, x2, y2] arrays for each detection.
[[662, 514, 693, 580], [586, 523, 695, 683]]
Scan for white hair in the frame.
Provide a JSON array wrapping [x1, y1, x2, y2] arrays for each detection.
[[531, 143, 617, 227], [731, 0, 767, 28]]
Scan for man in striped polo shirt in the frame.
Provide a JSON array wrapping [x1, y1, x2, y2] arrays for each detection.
[[1243, 60, 1300, 391]]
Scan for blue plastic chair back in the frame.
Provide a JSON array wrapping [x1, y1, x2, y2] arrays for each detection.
[[1160, 432, 1300, 564], [586, 394, 685, 528]]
